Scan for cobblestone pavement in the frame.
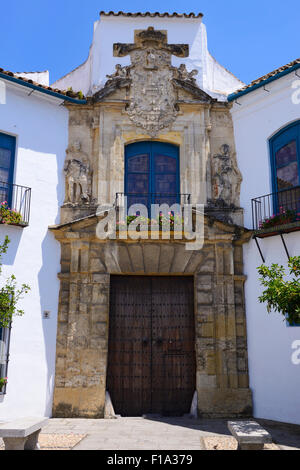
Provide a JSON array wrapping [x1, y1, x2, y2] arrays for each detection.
[[42, 417, 300, 451]]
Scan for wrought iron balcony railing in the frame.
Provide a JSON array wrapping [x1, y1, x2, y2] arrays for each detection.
[[252, 185, 300, 231], [0, 181, 31, 227], [115, 192, 191, 210]]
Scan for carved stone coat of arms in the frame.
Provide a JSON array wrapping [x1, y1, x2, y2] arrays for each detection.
[[100, 27, 201, 137], [126, 48, 178, 136]]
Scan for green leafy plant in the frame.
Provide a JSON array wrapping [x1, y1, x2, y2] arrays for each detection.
[[258, 256, 300, 325], [259, 207, 300, 229], [0, 377, 7, 391], [0, 236, 30, 328], [0, 202, 23, 226]]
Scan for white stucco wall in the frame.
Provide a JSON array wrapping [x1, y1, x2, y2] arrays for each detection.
[[0, 80, 68, 420], [231, 72, 300, 424], [16, 71, 50, 86], [231, 72, 300, 229], [52, 15, 243, 98]]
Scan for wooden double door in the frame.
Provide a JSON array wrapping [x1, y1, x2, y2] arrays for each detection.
[[107, 276, 196, 416]]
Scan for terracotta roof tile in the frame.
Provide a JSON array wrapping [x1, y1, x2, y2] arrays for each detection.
[[230, 57, 300, 98], [0, 67, 85, 101], [100, 11, 203, 18]]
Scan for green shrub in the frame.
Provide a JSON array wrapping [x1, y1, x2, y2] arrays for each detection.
[[258, 256, 300, 325]]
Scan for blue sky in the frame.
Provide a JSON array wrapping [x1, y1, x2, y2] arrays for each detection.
[[1, 0, 299, 86]]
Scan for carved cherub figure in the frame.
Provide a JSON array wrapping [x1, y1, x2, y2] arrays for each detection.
[[106, 64, 129, 81], [176, 64, 198, 84], [64, 142, 92, 205]]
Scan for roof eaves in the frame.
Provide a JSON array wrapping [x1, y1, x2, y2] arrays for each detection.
[[228, 60, 300, 102], [100, 11, 203, 18], [0, 70, 86, 104]]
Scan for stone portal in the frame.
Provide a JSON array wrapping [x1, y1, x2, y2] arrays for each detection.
[[51, 24, 252, 419], [50, 217, 252, 418]]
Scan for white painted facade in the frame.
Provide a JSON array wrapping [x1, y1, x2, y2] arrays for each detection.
[[0, 13, 299, 426], [16, 71, 50, 86], [231, 72, 300, 424], [0, 80, 68, 420], [52, 14, 244, 99]]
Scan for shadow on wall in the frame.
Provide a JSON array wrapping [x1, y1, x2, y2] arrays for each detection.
[[38, 230, 61, 417], [0, 227, 23, 264], [5, 91, 67, 226], [0, 227, 23, 409]]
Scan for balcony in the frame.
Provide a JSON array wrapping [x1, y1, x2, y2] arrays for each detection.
[[0, 182, 31, 227], [252, 185, 300, 238]]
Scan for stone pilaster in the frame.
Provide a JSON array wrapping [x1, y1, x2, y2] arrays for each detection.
[[195, 238, 252, 417], [53, 235, 110, 418]]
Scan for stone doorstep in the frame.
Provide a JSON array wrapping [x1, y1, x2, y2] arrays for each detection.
[[228, 421, 272, 444], [0, 417, 49, 438]]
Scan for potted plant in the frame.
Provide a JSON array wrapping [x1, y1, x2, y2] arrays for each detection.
[[259, 207, 300, 230], [0, 202, 23, 226], [0, 377, 7, 392]]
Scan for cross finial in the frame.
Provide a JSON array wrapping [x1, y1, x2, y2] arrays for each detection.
[[113, 26, 189, 58]]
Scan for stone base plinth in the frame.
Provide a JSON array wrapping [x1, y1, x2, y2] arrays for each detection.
[[198, 388, 253, 418], [53, 386, 105, 418]]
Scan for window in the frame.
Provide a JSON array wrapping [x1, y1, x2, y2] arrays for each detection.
[[270, 121, 300, 213], [0, 325, 11, 394], [125, 142, 180, 213], [0, 133, 16, 207]]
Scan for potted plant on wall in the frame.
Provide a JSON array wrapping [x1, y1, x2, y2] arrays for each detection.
[[0, 377, 7, 392], [0, 202, 23, 227]]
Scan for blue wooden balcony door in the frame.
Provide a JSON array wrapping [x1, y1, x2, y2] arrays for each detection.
[[125, 142, 180, 214], [0, 133, 16, 207], [270, 121, 300, 214]]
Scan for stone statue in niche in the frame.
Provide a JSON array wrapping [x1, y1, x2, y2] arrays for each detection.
[[212, 144, 242, 207], [64, 142, 92, 205]]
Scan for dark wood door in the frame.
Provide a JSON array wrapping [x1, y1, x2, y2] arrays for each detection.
[[107, 276, 195, 416]]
